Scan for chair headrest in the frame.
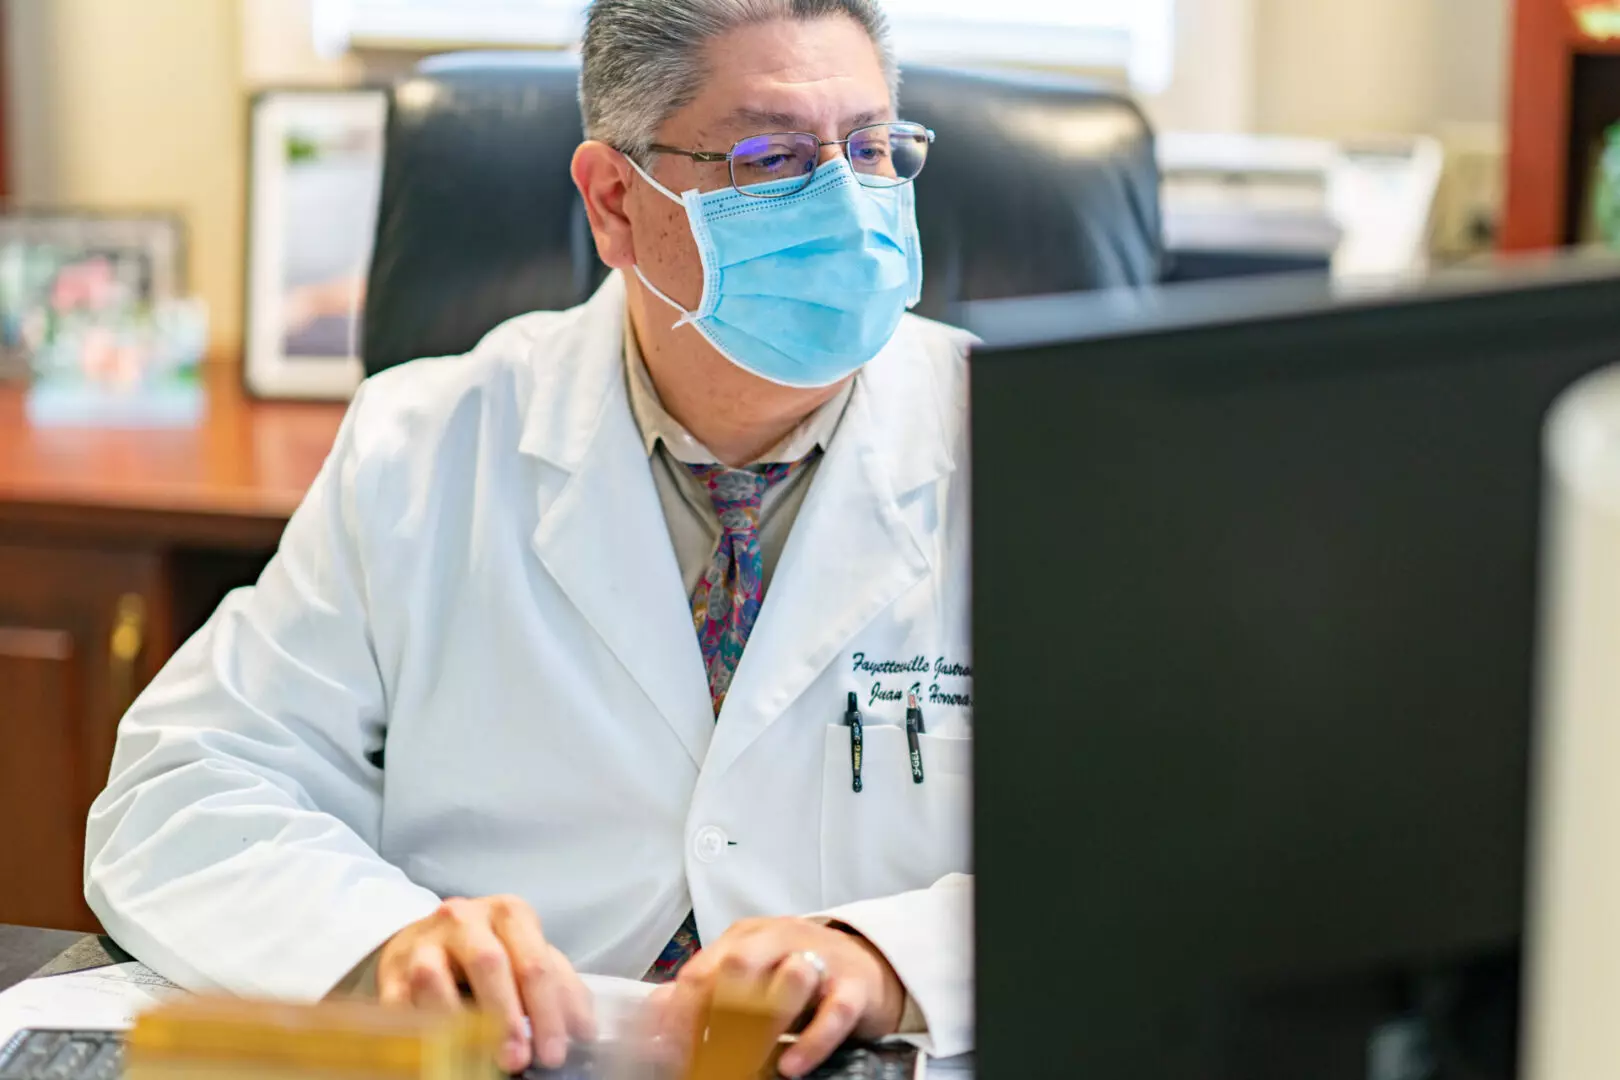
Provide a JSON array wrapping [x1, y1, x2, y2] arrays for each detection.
[[363, 53, 1161, 374]]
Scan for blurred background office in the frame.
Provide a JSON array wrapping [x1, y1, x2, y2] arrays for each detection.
[[0, 0, 1610, 939], [0, 0, 1524, 368]]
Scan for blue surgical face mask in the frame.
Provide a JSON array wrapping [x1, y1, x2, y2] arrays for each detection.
[[627, 155, 924, 389]]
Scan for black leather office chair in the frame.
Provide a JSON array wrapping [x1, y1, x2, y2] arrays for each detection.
[[363, 52, 1162, 375]]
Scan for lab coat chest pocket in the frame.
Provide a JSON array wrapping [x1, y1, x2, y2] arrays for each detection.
[[819, 721, 972, 909]]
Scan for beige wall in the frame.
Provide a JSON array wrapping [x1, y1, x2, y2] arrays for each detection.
[[5, 0, 246, 357], [1142, 0, 1258, 133], [1249, 0, 1510, 138], [1139, 0, 1510, 136], [240, 0, 360, 89], [1432, 0, 1513, 128]]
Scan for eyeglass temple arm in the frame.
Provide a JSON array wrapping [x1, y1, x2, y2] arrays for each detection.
[[646, 144, 730, 163]]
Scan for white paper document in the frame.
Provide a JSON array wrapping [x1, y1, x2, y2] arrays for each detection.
[[0, 962, 181, 1043], [576, 973, 659, 1042], [0, 964, 655, 1046]]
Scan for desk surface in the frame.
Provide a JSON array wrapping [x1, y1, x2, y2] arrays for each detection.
[[0, 925, 973, 1075], [0, 367, 346, 548], [0, 925, 82, 993]]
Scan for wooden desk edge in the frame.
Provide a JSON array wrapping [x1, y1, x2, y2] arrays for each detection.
[[0, 498, 295, 550]]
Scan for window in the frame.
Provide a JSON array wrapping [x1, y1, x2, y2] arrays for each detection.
[[881, 0, 1174, 92], [313, 0, 1176, 92]]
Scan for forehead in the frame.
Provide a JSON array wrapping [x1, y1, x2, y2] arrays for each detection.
[[676, 16, 893, 138]]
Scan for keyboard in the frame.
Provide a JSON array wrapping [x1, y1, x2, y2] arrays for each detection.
[[0, 1028, 919, 1080], [0, 1031, 122, 1080]]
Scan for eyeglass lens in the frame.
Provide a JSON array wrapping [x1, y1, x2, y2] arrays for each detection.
[[730, 123, 930, 196]]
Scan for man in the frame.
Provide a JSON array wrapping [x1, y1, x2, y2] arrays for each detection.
[[84, 0, 973, 1075]]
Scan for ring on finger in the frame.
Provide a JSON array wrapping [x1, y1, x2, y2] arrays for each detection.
[[795, 950, 828, 985]]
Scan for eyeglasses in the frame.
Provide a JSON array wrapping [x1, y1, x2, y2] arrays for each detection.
[[646, 121, 935, 199]]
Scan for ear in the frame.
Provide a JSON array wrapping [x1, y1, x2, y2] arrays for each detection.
[[571, 141, 637, 270]]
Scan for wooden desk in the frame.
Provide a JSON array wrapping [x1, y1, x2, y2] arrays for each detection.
[[0, 368, 345, 933]]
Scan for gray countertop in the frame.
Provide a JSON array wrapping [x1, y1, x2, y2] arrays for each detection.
[[0, 924, 85, 993]]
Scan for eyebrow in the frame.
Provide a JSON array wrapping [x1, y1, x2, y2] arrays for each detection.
[[727, 106, 891, 133]]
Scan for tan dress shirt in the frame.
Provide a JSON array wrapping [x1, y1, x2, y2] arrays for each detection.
[[622, 315, 853, 596]]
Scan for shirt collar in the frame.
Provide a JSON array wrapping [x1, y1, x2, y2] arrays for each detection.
[[623, 308, 853, 467]]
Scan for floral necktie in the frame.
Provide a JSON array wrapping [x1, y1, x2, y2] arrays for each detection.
[[686, 455, 818, 714], [645, 452, 818, 982]]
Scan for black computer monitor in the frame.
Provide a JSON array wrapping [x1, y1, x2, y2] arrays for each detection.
[[962, 257, 1620, 1080]]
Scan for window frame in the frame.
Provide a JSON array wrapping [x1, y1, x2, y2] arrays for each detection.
[[315, 0, 1176, 91]]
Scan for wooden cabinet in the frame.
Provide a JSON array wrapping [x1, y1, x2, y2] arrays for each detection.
[[1504, 0, 1620, 250], [0, 546, 168, 931], [0, 367, 344, 934]]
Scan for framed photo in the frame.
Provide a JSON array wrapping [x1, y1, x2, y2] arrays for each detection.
[[1578, 120, 1620, 248], [245, 88, 387, 400], [0, 212, 184, 379]]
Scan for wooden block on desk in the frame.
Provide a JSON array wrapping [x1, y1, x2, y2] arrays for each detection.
[[125, 996, 503, 1080], [683, 971, 796, 1080]]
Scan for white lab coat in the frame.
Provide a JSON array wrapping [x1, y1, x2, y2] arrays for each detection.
[[84, 272, 976, 1057]]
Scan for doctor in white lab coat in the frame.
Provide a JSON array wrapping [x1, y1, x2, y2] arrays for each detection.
[[84, 1, 973, 1075]]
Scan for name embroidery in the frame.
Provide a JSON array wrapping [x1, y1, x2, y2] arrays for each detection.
[[852, 652, 973, 709]]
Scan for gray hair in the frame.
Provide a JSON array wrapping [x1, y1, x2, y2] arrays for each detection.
[[579, 0, 899, 158]]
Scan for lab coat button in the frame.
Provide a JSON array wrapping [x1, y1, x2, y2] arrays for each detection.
[[693, 826, 727, 863]]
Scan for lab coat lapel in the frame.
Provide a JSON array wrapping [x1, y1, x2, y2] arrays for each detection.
[[699, 328, 956, 784], [521, 273, 715, 768]]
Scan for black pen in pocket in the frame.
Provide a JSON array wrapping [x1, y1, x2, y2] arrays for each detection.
[[844, 691, 864, 793], [905, 692, 926, 784]]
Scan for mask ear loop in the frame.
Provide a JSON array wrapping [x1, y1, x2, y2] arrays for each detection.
[[623, 153, 703, 330], [632, 265, 699, 329], [624, 152, 684, 205]]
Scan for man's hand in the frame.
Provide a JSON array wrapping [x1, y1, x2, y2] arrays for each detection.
[[646, 917, 906, 1079], [377, 895, 595, 1073]]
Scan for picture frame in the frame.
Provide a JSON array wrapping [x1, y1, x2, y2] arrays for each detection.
[[0, 212, 185, 380], [244, 88, 388, 400], [1579, 120, 1620, 248]]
